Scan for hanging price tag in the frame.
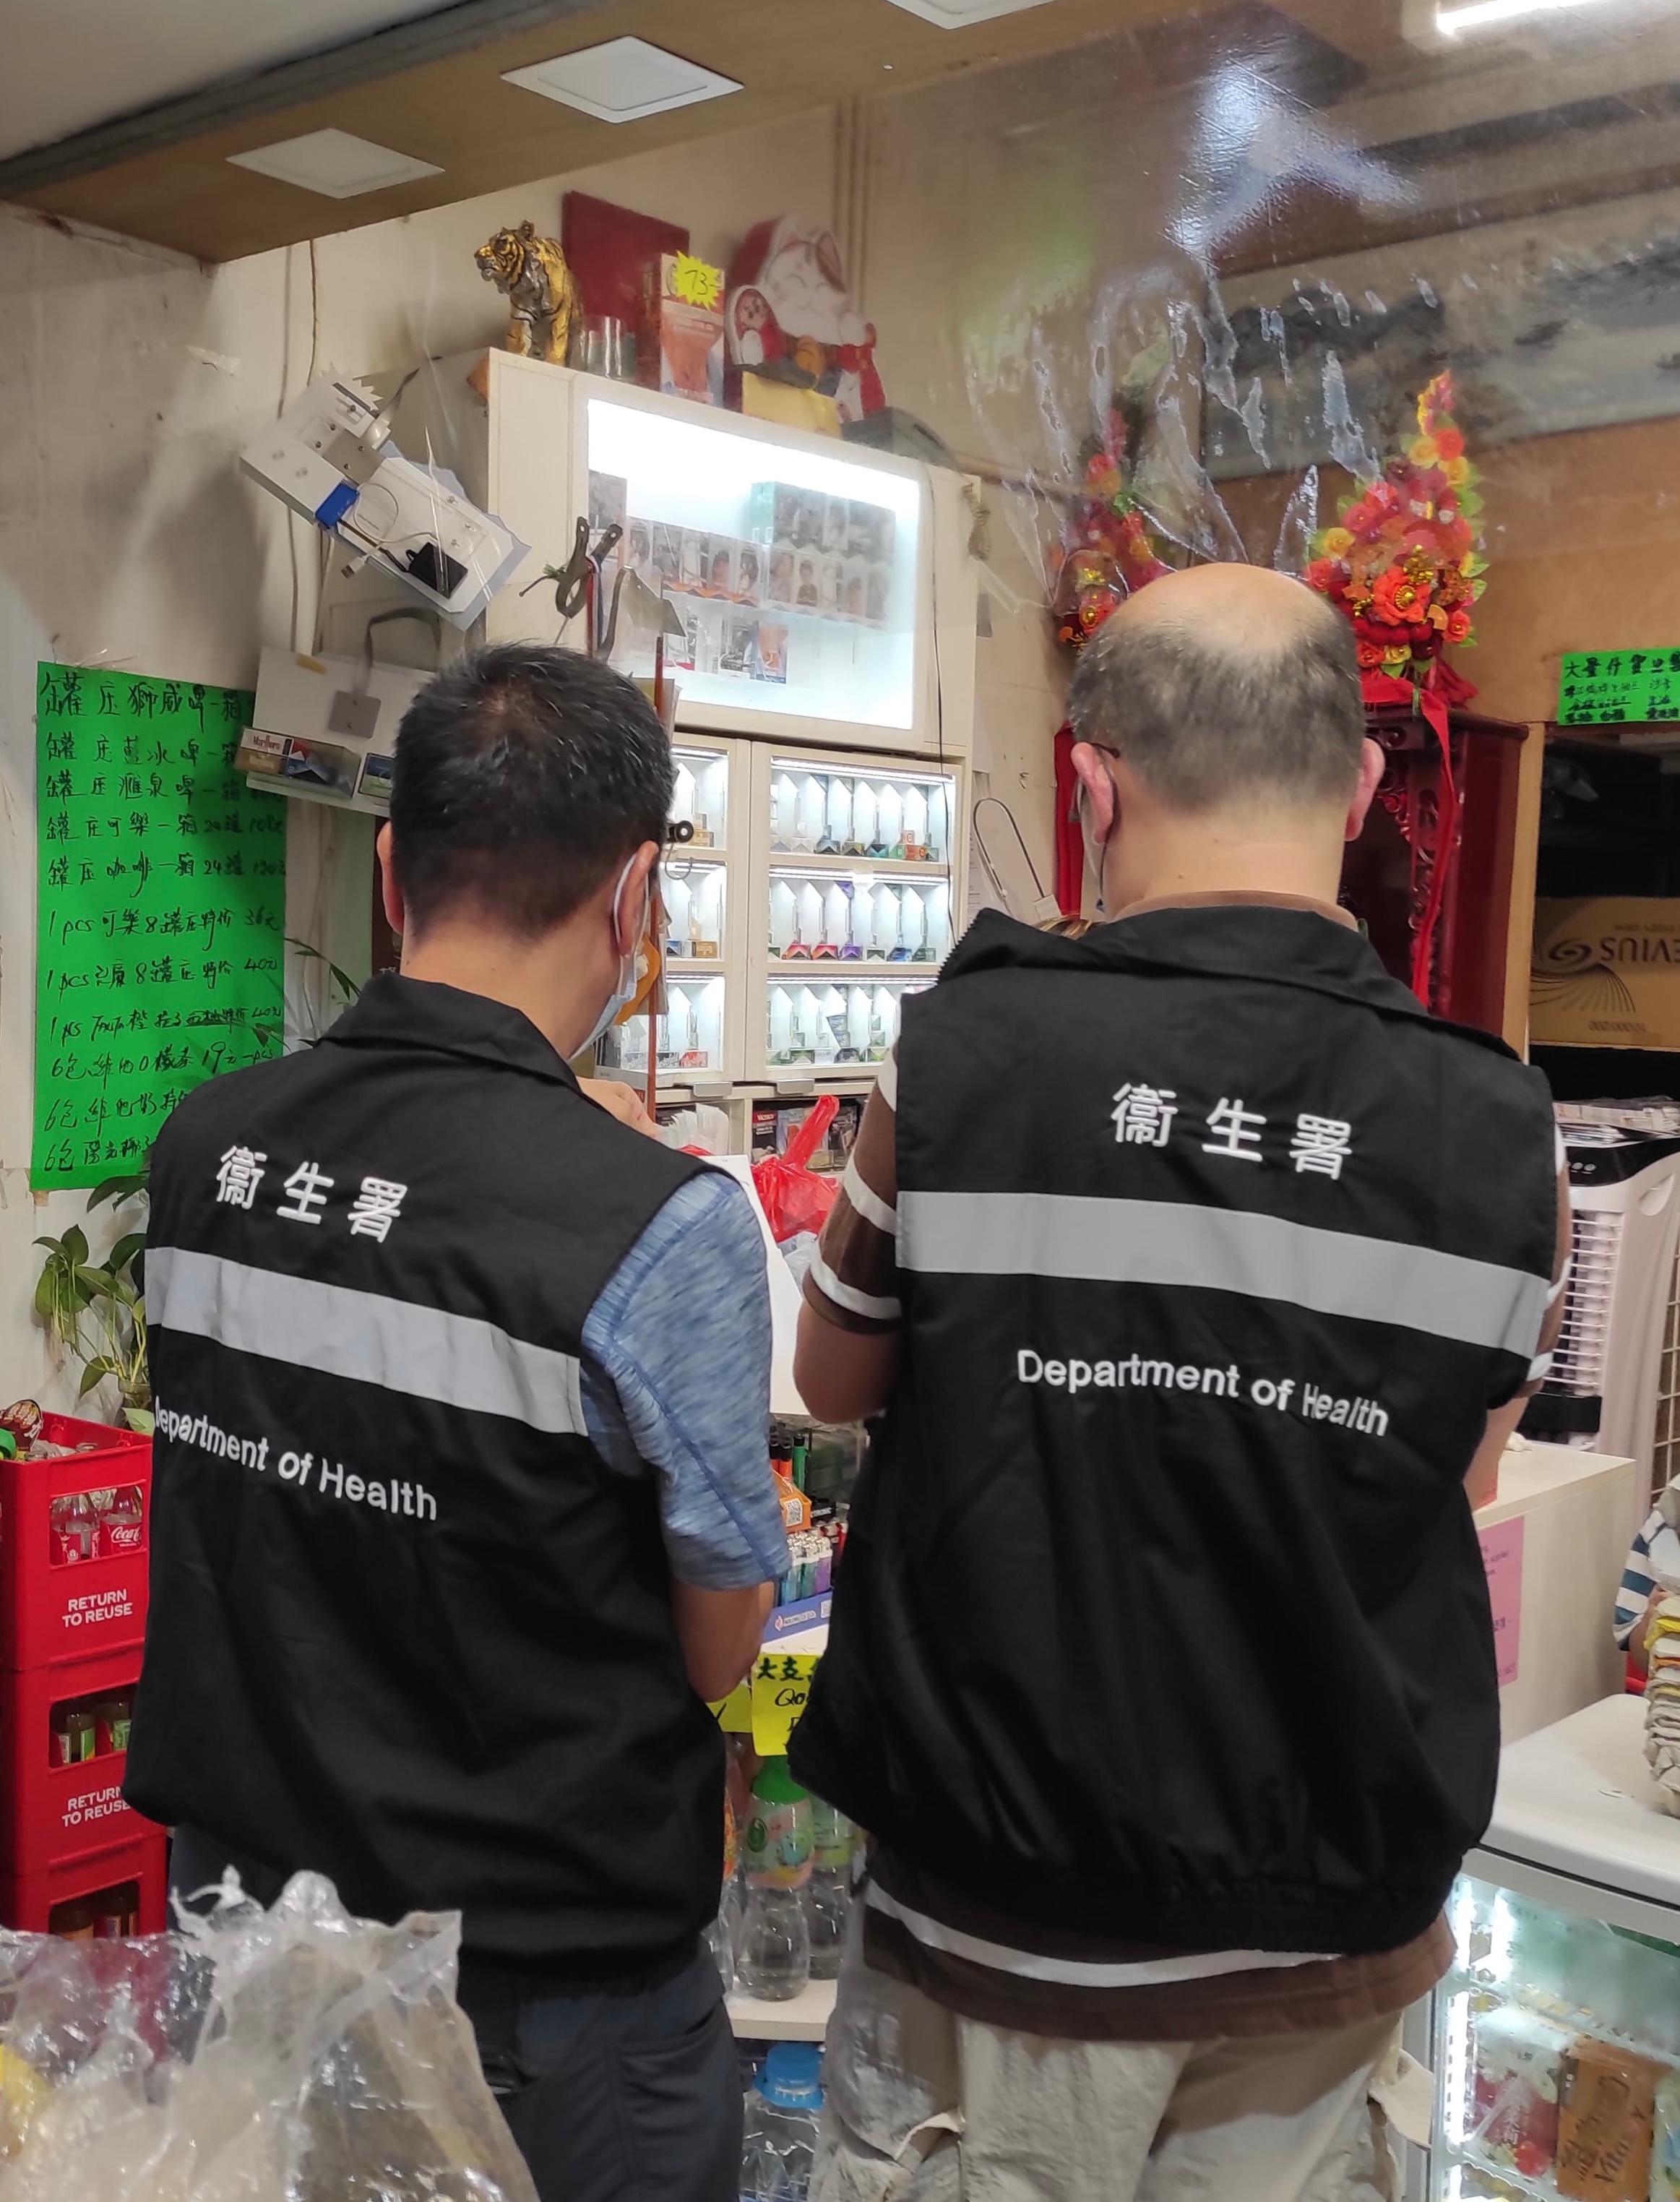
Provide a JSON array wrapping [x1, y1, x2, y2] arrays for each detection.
[[750, 1651, 819, 1756], [708, 1681, 752, 1734]]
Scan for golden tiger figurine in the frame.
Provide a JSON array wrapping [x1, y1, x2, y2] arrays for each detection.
[[474, 221, 582, 366]]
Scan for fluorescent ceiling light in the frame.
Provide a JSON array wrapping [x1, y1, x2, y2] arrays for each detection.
[[883, 0, 1054, 22], [1436, 0, 1612, 34], [228, 128, 441, 198], [502, 37, 741, 121]]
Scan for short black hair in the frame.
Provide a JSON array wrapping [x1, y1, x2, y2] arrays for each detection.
[[389, 644, 673, 939], [1067, 585, 1364, 812]]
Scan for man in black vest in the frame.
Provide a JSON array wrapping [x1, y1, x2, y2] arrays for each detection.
[[793, 566, 1567, 2201], [128, 645, 786, 2202]]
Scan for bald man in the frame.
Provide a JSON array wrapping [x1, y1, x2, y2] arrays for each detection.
[[791, 567, 1567, 2201]]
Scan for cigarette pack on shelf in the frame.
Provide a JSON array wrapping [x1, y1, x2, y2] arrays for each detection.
[[0, 1411, 151, 1672], [0, 1643, 160, 1878], [0, 1831, 168, 1936]]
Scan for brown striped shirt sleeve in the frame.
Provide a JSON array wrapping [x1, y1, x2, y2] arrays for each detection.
[[802, 1051, 903, 1336]]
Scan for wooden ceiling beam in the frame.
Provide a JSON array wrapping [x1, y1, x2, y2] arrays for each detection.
[[4, 0, 1212, 263]]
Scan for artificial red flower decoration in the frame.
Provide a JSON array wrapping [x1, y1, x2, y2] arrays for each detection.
[[1304, 372, 1487, 694], [1049, 404, 1172, 653]]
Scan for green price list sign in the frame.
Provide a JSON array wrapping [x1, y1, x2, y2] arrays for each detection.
[[33, 663, 286, 1191], [1557, 648, 1680, 728]]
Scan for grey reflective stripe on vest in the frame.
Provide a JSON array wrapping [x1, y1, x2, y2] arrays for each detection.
[[897, 1191, 1548, 1358], [146, 1245, 586, 1434]]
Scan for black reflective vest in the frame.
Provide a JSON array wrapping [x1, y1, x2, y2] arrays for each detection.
[[127, 974, 720, 1976], [792, 904, 1557, 1958]]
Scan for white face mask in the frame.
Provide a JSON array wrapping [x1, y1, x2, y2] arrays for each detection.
[[1079, 784, 1110, 917], [582, 854, 650, 1051]]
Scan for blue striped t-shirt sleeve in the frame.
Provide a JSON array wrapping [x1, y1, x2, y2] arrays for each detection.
[[1614, 1516, 1658, 1648], [581, 1170, 788, 1590]]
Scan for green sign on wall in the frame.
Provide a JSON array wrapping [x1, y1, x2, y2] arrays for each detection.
[[33, 664, 286, 1190], [1557, 648, 1680, 728]]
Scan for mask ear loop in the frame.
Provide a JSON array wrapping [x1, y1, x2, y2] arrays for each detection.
[[1078, 752, 1121, 917], [1080, 787, 1107, 916]]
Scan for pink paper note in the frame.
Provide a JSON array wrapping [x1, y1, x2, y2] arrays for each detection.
[[1478, 1516, 1525, 1688]]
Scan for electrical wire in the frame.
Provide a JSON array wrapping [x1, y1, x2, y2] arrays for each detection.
[[279, 244, 301, 653]]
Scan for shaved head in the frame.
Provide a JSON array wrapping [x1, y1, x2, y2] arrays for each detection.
[[1068, 565, 1364, 814]]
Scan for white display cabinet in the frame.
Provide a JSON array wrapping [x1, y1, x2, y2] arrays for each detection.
[[596, 733, 747, 1093], [748, 746, 963, 1086], [323, 351, 977, 761], [1408, 1696, 1680, 2201]]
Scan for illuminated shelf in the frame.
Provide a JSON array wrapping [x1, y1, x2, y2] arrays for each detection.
[[766, 853, 949, 879], [767, 960, 939, 979]]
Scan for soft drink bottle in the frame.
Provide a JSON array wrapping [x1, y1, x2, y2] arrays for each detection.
[[806, 1796, 853, 1981], [49, 1492, 98, 1566], [98, 1486, 145, 1555], [739, 2042, 824, 2201], [736, 1758, 811, 2000]]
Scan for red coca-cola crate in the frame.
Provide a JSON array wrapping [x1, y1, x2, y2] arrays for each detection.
[[0, 1831, 167, 1934], [0, 1643, 159, 1876], [0, 1411, 150, 1671]]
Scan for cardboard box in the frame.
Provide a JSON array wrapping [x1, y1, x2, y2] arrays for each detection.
[[739, 374, 841, 437], [1532, 899, 1680, 1050], [646, 252, 724, 407]]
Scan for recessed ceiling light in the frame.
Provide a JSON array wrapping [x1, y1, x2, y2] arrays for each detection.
[[501, 37, 741, 123], [882, 0, 1055, 25], [228, 128, 441, 199]]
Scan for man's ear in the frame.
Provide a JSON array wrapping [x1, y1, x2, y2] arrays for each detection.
[[1069, 743, 1119, 843], [613, 841, 660, 956], [375, 822, 405, 938], [1345, 737, 1386, 843]]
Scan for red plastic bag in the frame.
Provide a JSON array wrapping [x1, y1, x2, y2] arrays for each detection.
[[752, 1094, 840, 1247]]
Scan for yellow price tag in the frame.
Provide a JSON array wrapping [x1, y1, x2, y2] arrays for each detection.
[[751, 1651, 819, 1756], [708, 1682, 752, 1733], [670, 251, 724, 312]]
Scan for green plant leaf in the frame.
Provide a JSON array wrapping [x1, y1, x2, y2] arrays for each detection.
[[77, 1359, 116, 1399], [108, 1233, 146, 1276], [87, 1170, 149, 1212], [61, 1226, 88, 1265], [122, 1408, 155, 1436], [288, 937, 363, 1003]]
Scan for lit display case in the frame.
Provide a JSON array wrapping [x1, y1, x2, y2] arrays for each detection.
[[596, 734, 746, 1090], [749, 748, 962, 1085], [330, 352, 976, 760], [587, 395, 927, 745], [1415, 1698, 1680, 2201]]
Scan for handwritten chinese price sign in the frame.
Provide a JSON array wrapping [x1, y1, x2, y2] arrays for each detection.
[[33, 665, 285, 1190], [1557, 648, 1680, 728], [750, 1651, 819, 1757]]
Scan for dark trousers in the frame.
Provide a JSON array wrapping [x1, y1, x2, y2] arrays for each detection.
[[169, 1828, 741, 2202]]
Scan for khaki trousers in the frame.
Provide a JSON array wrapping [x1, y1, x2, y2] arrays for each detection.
[[814, 1937, 1400, 2202]]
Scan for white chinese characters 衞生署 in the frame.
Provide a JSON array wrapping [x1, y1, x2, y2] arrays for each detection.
[[1289, 1115, 1353, 1181], [1202, 1097, 1266, 1163], [215, 1145, 267, 1210], [276, 1161, 335, 1225], [348, 1177, 408, 1242], [212, 1151, 408, 1239], [1108, 1088, 1356, 1179], [1111, 1083, 1178, 1148]]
